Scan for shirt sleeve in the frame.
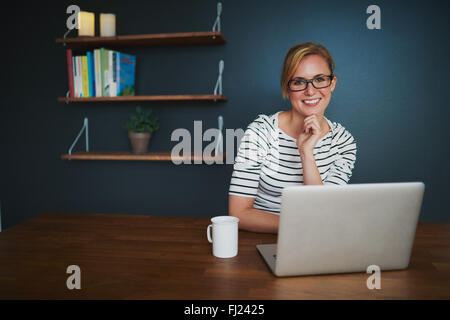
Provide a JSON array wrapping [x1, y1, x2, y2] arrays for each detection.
[[228, 116, 270, 198], [323, 128, 357, 185]]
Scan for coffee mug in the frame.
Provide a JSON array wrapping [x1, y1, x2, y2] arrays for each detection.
[[207, 216, 239, 258]]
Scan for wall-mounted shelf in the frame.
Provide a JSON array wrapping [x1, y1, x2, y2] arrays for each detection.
[[56, 31, 226, 49], [59, 4, 226, 165], [58, 94, 227, 103], [61, 151, 225, 162]]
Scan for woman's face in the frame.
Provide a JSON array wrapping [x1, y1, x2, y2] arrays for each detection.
[[288, 54, 337, 118]]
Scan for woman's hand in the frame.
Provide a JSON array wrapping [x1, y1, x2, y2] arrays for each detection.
[[296, 115, 326, 154]]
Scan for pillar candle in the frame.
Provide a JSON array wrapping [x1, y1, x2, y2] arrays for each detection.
[[100, 13, 116, 37], [78, 11, 95, 36]]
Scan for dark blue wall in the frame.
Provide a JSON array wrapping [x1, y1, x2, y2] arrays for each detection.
[[1, 0, 449, 228]]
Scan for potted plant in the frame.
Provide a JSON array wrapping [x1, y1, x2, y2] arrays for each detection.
[[124, 106, 160, 154]]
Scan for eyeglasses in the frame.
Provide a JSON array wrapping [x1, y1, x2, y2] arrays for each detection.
[[288, 75, 334, 91]]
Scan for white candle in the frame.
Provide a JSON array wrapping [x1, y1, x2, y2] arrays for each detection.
[[100, 13, 116, 37], [78, 11, 95, 36]]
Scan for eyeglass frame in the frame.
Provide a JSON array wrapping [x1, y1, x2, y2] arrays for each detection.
[[287, 74, 334, 92]]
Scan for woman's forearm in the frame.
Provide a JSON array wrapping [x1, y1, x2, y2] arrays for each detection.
[[231, 208, 279, 234], [300, 150, 324, 185]]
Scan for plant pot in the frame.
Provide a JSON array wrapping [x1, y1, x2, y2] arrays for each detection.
[[128, 132, 151, 154]]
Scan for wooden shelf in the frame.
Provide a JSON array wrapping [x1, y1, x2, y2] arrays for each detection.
[[58, 94, 227, 103], [61, 151, 225, 162], [56, 31, 226, 49]]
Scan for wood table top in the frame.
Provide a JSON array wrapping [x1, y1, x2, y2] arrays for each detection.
[[0, 213, 449, 299]]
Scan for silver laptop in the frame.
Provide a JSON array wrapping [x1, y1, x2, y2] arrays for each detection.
[[256, 182, 425, 277]]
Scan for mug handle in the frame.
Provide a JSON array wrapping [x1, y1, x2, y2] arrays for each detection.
[[207, 224, 213, 243]]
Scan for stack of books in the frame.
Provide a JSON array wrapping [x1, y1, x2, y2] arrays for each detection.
[[66, 48, 136, 98]]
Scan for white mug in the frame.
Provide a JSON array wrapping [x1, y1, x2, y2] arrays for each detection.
[[207, 216, 239, 258]]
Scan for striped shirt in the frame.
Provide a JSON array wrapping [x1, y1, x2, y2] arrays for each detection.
[[229, 111, 357, 215]]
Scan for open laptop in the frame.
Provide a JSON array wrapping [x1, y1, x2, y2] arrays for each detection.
[[256, 182, 425, 277]]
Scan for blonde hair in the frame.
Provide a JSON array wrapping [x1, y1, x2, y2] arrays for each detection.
[[281, 42, 335, 99]]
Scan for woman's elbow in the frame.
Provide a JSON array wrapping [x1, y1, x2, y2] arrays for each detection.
[[228, 207, 244, 220], [228, 195, 252, 217]]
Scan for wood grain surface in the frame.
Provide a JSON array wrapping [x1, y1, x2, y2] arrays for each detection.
[[0, 213, 449, 299], [61, 151, 226, 162], [57, 94, 227, 103], [55, 31, 226, 48]]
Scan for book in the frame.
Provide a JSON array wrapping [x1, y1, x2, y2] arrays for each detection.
[[74, 56, 83, 97], [75, 48, 136, 98], [108, 50, 117, 97], [94, 49, 102, 97], [66, 49, 74, 97], [100, 48, 110, 97], [81, 55, 90, 97], [79, 56, 83, 97], [73, 56, 79, 97], [87, 51, 95, 97], [116, 52, 136, 96]]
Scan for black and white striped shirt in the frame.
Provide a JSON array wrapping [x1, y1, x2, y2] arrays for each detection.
[[229, 111, 357, 215]]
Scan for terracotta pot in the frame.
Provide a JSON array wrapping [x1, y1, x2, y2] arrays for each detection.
[[128, 132, 151, 154]]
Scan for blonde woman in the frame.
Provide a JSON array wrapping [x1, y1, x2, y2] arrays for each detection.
[[229, 42, 357, 233]]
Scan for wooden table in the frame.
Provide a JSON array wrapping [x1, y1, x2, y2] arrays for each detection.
[[0, 213, 449, 299]]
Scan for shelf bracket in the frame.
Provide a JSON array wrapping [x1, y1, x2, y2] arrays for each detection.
[[213, 60, 224, 98], [212, 2, 222, 37], [62, 28, 73, 47], [68, 117, 89, 156]]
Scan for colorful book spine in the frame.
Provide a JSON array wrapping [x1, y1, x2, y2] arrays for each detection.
[[73, 56, 79, 97], [87, 51, 95, 97], [66, 49, 74, 97], [108, 50, 117, 97], [81, 55, 90, 97], [112, 51, 118, 97], [79, 56, 83, 97], [75, 56, 83, 97], [94, 49, 102, 97], [116, 52, 120, 96], [100, 48, 110, 97], [116, 52, 136, 96]]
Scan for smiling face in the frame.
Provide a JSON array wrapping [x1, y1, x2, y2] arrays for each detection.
[[288, 54, 337, 118]]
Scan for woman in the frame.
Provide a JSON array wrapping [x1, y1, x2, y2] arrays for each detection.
[[229, 42, 357, 233]]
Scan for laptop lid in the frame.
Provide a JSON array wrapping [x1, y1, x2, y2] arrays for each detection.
[[274, 182, 425, 277]]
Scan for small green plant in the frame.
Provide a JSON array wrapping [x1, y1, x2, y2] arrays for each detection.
[[123, 106, 160, 133]]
